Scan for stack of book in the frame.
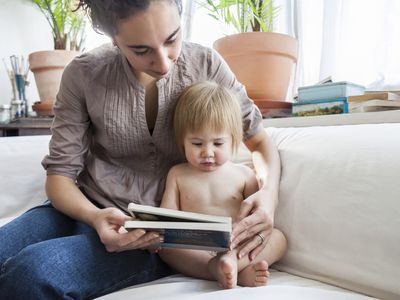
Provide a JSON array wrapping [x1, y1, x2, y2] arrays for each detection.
[[293, 81, 365, 117], [347, 92, 400, 113]]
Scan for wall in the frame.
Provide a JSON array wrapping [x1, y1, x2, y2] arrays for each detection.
[[0, 0, 109, 109], [0, 0, 52, 107]]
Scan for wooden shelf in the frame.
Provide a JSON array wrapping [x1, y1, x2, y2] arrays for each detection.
[[0, 117, 53, 136], [262, 110, 400, 128]]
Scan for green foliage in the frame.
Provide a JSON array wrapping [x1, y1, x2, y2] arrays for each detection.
[[30, 0, 86, 50], [201, 0, 280, 33]]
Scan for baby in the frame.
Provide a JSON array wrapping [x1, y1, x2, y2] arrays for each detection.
[[159, 81, 287, 288]]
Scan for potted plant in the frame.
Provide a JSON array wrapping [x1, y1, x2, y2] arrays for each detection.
[[27, 0, 86, 116], [202, 0, 298, 110]]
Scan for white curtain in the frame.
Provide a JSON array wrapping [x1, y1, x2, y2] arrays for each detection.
[[188, 0, 400, 92], [285, 0, 400, 91], [182, 0, 196, 40]]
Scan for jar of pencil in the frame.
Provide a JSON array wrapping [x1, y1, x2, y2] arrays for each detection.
[[2, 55, 29, 119]]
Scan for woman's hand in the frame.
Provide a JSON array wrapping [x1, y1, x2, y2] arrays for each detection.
[[92, 207, 162, 252], [231, 188, 276, 260]]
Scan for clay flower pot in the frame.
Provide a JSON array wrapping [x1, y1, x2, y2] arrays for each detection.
[[29, 50, 79, 106], [213, 32, 298, 103]]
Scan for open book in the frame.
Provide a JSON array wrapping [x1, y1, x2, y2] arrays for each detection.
[[124, 203, 231, 252]]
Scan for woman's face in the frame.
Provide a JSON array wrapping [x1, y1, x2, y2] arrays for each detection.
[[114, 1, 182, 80]]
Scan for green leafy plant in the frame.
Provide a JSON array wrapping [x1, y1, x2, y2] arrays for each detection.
[[30, 0, 86, 51], [202, 0, 280, 33]]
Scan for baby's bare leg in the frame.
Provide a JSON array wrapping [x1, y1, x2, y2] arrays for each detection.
[[207, 251, 238, 289], [237, 228, 287, 287], [160, 247, 238, 288], [159, 248, 214, 280]]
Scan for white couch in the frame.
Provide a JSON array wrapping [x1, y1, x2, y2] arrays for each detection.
[[1, 122, 399, 300]]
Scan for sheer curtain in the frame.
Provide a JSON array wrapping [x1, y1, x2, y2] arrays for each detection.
[[285, 0, 400, 90], [188, 0, 400, 92]]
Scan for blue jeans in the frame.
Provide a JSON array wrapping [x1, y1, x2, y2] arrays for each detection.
[[0, 202, 172, 299]]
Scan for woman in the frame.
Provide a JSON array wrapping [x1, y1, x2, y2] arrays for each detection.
[[0, 0, 281, 298]]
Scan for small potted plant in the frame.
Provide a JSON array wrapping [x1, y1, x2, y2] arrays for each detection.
[[28, 0, 86, 116], [202, 0, 298, 108]]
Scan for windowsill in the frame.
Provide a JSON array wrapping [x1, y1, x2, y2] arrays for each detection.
[[262, 110, 400, 128]]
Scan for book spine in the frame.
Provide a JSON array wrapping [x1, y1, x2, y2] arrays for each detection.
[[159, 228, 230, 252], [293, 99, 348, 117]]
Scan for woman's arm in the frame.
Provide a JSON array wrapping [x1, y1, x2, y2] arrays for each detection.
[[46, 175, 161, 252], [42, 58, 161, 252], [231, 129, 281, 260]]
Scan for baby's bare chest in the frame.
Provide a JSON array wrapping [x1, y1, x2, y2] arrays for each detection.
[[178, 174, 245, 218]]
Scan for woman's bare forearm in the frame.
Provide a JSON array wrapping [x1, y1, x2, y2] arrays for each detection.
[[45, 174, 100, 228], [245, 130, 281, 209]]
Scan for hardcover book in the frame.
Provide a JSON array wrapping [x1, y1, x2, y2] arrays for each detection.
[[347, 92, 400, 102], [124, 203, 231, 252], [292, 98, 348, 116], [348, 99, 400, 113], [298, 81, 365, 102]]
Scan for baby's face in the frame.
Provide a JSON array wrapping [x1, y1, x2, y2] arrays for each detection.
[[183, 129, 233, 172]]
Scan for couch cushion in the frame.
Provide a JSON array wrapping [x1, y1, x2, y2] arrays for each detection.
[[267, 124, 400, 299], [97, 271, 373, 300], [0, 135, 50, 224]]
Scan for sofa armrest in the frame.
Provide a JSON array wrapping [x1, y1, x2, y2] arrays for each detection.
[[268, 123, 400, 299], [0, 135, 50, 224]]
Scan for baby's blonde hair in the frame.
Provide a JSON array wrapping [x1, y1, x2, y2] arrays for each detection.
[[174, 81, 243, 154]]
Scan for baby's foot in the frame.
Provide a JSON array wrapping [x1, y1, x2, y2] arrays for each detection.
[[208, 253, 238, 289], [238, 260, 269, 287]]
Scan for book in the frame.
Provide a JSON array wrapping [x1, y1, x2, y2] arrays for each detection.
[[316, 76, 333, 85], [347, 92, 400, 102], [348, 99, 400, 113], [292, 98, 348, 117], [298, 81, 365, 102], [365, 90, 400, 95], [124, 203, 231, 251]]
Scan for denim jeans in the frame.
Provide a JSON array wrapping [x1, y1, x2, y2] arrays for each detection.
[[0, 202, 172, 299]]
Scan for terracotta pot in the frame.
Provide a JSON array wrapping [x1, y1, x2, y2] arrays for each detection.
[[32, 101, 54, 117], [213, 32, 298, 102], [29, 50, 79, 104]]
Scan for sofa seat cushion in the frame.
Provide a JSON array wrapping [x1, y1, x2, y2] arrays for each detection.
[[97, 271, 374, 300]]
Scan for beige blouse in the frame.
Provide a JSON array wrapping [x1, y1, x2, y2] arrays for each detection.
[[42, 41, 263, 213]]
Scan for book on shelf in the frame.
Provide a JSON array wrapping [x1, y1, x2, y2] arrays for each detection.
[[365, 90, 400, 95], [316, 76, 333, 85], [347, 92, 400, 102], [348, 99, 400, 113], [292, 98, 348, 117], [297, 81, 365, 102], [124, 203, 231, 251]]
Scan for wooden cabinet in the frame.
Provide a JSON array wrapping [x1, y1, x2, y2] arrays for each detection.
[[0, 117, 52, 136]]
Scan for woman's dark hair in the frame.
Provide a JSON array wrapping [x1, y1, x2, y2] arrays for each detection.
[[77, 0, 183, 37]]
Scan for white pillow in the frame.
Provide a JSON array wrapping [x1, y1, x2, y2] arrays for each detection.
[[267, 124, 400, 299]]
